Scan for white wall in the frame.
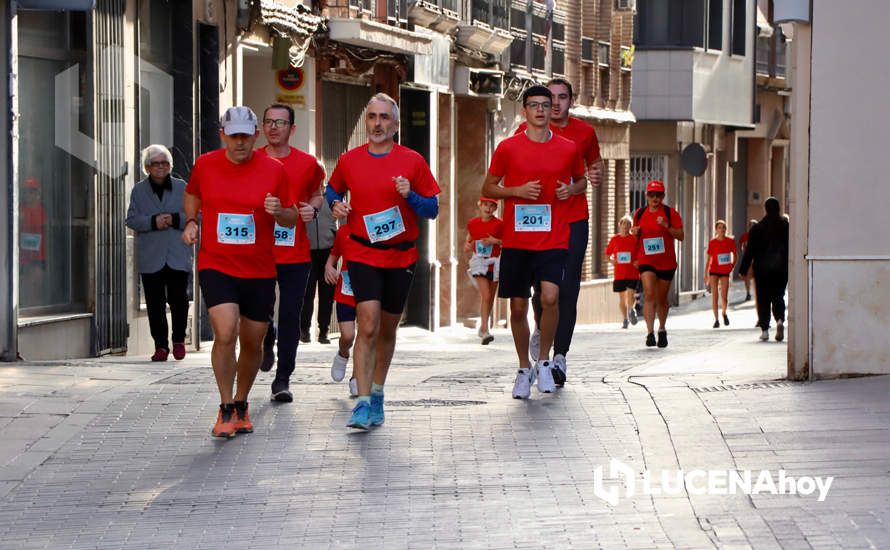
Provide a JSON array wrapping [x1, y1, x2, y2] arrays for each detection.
[[808, 0, 890, 376], [242, 52, 317, 155]]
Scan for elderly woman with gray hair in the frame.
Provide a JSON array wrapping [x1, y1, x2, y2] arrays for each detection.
[[126, 144, 193, 361]]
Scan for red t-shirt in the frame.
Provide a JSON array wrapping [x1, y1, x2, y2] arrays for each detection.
[[605, 233, 639, 281], [739, 232, 749, 249], [707, 237, 737, 275], [467, 216, 504, 260], [20, 204, 46, 264], [516, 117, 601, 223], [255, 147, 325, 265], [186, 149, 291, 279], [488, 132, 586, 251], [632, 205, 684, 271], [330, 226, 355, 307], [329, 144, 440, 269]]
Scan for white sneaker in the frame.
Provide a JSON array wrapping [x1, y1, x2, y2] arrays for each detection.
[[529, 329, 541, 363], [331, 353, 348, 382], [536, 360, 556, 393], [760, 329, 770, 341], [552, 354, 567, 387], [512, 367, 534, 399], [348, 377, 358, 397]]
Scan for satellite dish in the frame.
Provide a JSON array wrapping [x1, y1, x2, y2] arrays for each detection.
[[681, 143, 707, 177]]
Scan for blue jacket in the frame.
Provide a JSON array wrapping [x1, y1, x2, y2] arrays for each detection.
[[125, 176, 193, 274]]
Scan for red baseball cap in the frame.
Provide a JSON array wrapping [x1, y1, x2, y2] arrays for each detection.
[[646, 180, 665, 194], [479, 197, 498, 205]]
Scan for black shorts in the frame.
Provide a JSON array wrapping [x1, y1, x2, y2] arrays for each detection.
[[638, 265, 677, 281], [709, 272, 730, 278], [346, 261, 415, 315], [473, 271, 494, 281], [336, 302, 356, 323], [613, 279, 639, 292], [498, 248, 567, 299], [198, 269, 275, 322]]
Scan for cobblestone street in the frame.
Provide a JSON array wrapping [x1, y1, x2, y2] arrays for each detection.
[[2, 291, 889, 548]]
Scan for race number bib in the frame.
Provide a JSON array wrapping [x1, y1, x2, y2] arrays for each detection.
[[20, 233, 41, 251], [340, 271, 354, 297], [717, 253, 732, 265], [273, 223, 295, 247], [363, 206, 406, 243], [617, 251, 632, 264], [217, 213, 256, 245], [475, 240, 493, 257], [643, 237, 665, 255], [514, 204, 551, 232]]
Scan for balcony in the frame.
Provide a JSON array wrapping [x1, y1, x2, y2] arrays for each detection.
[[455, 0, 512, 57], [408, 0, 461, 34], [755, 34, 787, 79]]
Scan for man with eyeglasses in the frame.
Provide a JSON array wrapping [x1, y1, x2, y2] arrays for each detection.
[[515, 78, 602, 388], [255, 103, 326, 403], [482, 85, 587, 398], [182, 105, 298, 438]]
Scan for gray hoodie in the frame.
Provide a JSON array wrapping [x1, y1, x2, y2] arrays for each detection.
[[305, 199, 336, 250]]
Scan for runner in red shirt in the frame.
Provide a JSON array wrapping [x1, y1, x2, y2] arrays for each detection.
[[326, 93, 440, 430], [182, 106, 298, 438], [605, 215, 640, 329], [325, 224, 358, 397], [631, 180, 685, 348], [515, 78, 602, 387], [706, 220, 737, 328], [739, 219, 757, 302], [253, 104, 326, 403], [482, 85, 587, 398], [464, 197, 504, 345]]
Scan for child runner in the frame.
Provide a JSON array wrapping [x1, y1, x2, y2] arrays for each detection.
[[705, 220, 736, 328], [326, 225, 358, 396], [605, 214, 639, 329], [464, 197, 504, 345]]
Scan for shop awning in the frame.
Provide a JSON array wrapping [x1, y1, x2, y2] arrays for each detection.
[[17, 0, 95, 9]]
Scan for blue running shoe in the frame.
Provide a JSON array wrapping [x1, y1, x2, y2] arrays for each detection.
[[370, 392, 385, 426], [347, 401, 371, 430]]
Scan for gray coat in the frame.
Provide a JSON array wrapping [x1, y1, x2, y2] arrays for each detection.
[[125, 176, 193, 274], [305, 199, 337, 250]]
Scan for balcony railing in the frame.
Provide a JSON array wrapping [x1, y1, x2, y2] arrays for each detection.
[[388, 0, 408, 23], [470, 0, 508, 30], [755, 34, 787, 78]]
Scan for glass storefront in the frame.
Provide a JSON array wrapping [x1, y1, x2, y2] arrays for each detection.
[[17, 11, 92, 314]]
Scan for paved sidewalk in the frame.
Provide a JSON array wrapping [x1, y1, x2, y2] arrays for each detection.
[[1, 289, 889, 548]]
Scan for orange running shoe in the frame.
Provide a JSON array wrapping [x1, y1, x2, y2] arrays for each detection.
[[233, 402, 253, 434], [212, 404, 236, 438]]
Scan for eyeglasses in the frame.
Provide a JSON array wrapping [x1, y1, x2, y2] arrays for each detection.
[[646, 192, 665, 198], [525, 101, 552, 111], [148, 161, 170, 168], [263, 118, 290, 128]]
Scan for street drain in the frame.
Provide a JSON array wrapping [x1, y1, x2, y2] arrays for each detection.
[[692, 381, 794, 393], [386, 399, 486, 407]]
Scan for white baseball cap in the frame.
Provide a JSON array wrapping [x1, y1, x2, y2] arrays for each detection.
[[220, 106, 258, 135]]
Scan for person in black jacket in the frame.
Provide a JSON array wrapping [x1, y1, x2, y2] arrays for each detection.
[[739, 197, 789, 342]]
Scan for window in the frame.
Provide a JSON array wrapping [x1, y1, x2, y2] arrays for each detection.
[[635, 0, 705, 48], [17, 11, 91, 314], [731, 0, 746, 55], [708, 0, 722, 50]]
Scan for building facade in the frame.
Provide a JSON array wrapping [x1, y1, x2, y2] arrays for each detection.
[[630, 0, 756, 300]]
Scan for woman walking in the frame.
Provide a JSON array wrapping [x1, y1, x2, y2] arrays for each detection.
[[125, 145, 193, 361]]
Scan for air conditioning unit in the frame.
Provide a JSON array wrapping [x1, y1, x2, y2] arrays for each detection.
[[615, 0, 636, 11], [454, 66, 505, 97]]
